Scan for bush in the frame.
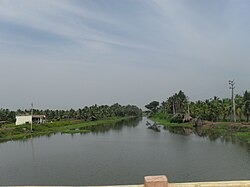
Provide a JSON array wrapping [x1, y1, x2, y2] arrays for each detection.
[[150, 112, 168, 120], [170, 114, 183, 123]]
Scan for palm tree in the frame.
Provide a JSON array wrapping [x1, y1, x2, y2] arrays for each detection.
[[243, 91, 250, 122], [221, 98, 231, 121], [235, 95, 244, 121]]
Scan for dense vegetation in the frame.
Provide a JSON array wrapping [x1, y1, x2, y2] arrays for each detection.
[[0, 103, 142, 142], [0, 109, 15, 124], [0, 103, 142, 124], [146, 90, 250, 143], [0, 117, 136, 143], [146, 90, 250, 122]]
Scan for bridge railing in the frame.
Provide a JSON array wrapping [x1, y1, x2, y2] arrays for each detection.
[[145, 176, 250, 187], [4, 175, 250, 187]]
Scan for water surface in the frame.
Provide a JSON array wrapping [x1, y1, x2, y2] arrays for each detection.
[[0, 117, 249, 186]]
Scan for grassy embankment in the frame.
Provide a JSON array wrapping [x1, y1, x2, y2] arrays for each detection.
[[149, 113, 193, 128], [0, 116, 134, 143], [150, 113, 250, 144]]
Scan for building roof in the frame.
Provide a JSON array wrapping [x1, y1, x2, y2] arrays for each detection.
[[16, 115, 46, 118], [32, 115, 46, 118]]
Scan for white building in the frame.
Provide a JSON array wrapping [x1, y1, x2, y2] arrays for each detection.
[[16, 115, 46, 125]]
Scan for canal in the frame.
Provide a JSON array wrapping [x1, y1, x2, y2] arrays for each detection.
[[0, 117, 249, 186]]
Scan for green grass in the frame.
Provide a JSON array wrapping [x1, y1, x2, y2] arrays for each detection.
[[0, 116, 134, 143], [151, 118, 194, 128], [149, 113, 193, 128], [233, 132, 250, 143]]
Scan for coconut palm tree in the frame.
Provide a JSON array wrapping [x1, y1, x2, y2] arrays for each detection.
[[221, 98, 231, 121], [243, 91, 250, 122], [235, 94, 244, 121]]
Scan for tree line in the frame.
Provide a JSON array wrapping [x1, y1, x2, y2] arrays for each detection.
[[0, 103, 142, 123], [146, 90, 250, 122]]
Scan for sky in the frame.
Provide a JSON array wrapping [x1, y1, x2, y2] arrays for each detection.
[[0, 0, 250, 110]]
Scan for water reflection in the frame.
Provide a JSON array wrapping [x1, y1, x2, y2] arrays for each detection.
[[29, 137, 37, 163], [0, 117, 249, 186], [163, 125, 250, 147], [80, 117, 141, 134], [163, 126, 193, 135]]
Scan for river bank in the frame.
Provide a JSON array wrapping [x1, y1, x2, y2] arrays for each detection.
[[150, 115, 250, 144], [0, 116, 135, 143]]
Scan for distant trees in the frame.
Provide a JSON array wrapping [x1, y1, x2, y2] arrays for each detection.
[[159, 90, 188, 115], [235, 95, 244, 121], [189, 93, 250, 122], [148, 90, 250, 123], [243, 91, 250, 122], [0, 104, 142, 123], [145, 101, 159, 113], [0, 109, 15, 123]]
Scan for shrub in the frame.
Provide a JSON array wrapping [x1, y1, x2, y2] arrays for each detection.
[[170, 114, 183, 123]]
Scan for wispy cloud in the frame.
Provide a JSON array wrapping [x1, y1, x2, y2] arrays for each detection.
[[0, 0, 160, 52], [0, 0, 250, 109]]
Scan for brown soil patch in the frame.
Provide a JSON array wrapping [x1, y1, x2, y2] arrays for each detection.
[[203, 121, 250, 127]]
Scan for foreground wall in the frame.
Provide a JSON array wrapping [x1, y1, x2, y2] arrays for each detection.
[[5, 175, 250, 187]]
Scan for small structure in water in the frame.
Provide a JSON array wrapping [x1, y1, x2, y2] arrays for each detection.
[[146, 121, 161, 132]]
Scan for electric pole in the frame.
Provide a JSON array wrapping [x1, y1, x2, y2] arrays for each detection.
[[229, 80, 236, 122]]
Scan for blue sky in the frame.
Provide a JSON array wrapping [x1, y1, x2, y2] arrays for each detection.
[[0, 0, 250, 110]]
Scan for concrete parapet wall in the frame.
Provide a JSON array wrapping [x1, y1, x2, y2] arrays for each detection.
[[170, 181, 250, 187], [5, 176, 250, 187]]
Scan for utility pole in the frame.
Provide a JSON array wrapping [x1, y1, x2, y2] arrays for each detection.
[[229, 80, 236, 122], [31, 102, 33, 132]]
